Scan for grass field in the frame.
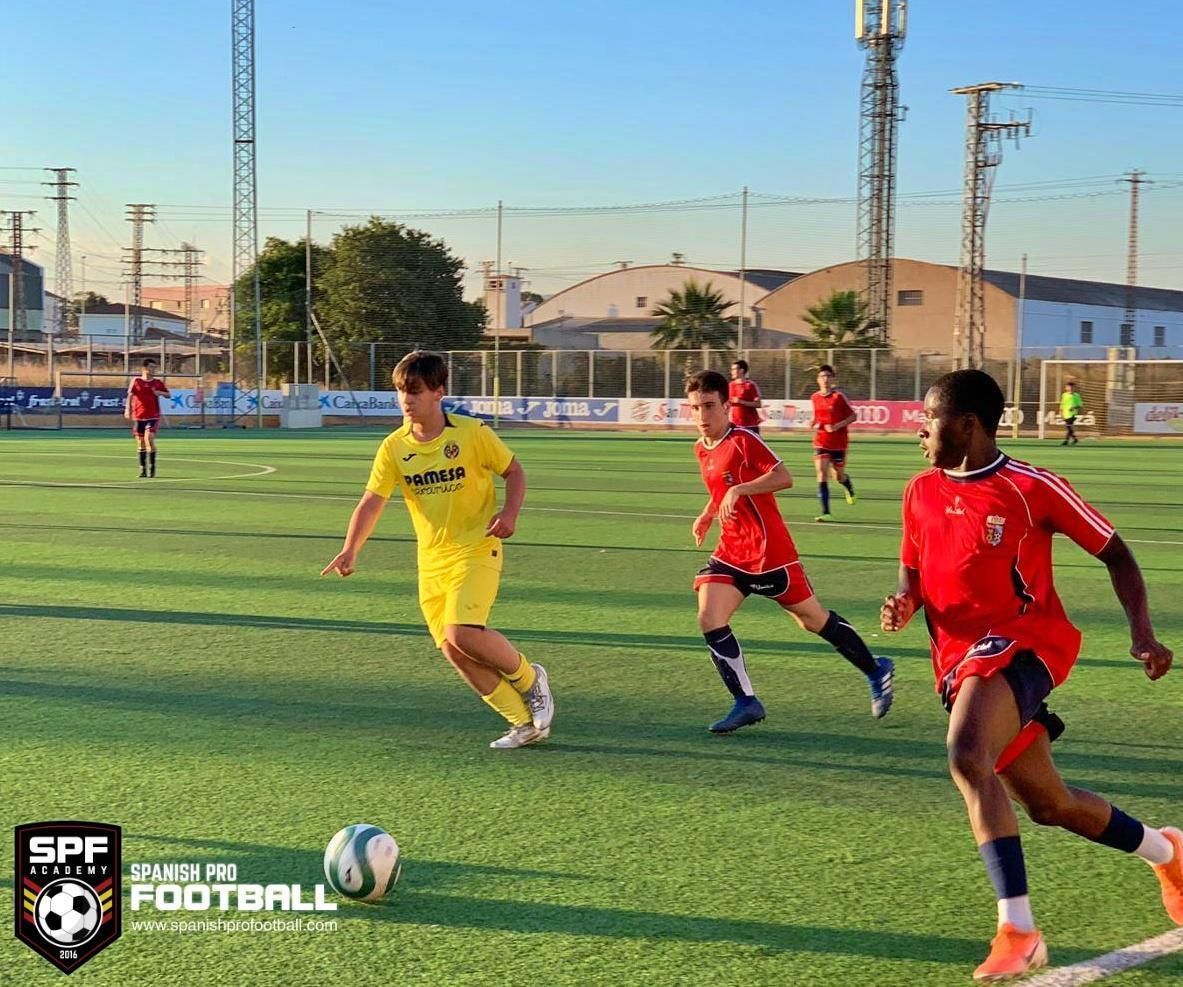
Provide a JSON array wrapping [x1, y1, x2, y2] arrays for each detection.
[[1, 427, 1181, 986]]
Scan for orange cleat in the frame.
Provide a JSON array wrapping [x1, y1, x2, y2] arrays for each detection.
[[1153, 827, 1183, 924], [972, 923, 1048, 982]]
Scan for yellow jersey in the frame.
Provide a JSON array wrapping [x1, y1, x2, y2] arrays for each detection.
[[366, 413, 515, 570]]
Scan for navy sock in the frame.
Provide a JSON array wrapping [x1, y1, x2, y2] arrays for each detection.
[[839, 475, 854, 494], [818, 610, 878, 676], [1092, 805, 1146, 853], [979, 836, 1029, 900], [149, 451, 157, 472], [704, 625, 754, 699], [817, 482, 830, 514], [139, 450, 147, 469]]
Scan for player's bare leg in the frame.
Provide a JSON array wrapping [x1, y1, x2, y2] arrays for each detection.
[[786, 594, 894, 717], [697, 582, 763, 733], [445, 625, 554, 743], [145, 427, 158, 476], [833, 462, 856, 505], [945, 674, 1048, 979], [1001, 731, 1183, 922], [813, 455, 833, 521]]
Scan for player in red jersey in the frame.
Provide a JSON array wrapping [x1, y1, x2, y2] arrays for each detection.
[[881, 369, 1181, 981], [810, 365, 857, 521], [686, 370, 895, 733], [728, 360, 762, 433], [123, 359, 170, 478]]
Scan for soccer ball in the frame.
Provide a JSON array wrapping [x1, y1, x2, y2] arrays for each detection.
[[36, 880, 101, 945], [323, 824, 401, 902]]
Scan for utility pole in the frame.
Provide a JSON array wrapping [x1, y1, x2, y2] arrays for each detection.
[[232, 0, 262, 426], [856, 0, 907, 345], [1, 211, 40, 336], [1120, 170, 1149, 347], [738, 186, 749, 353], [181, 243, 203, 331], [124, 204, 156, 340], [44, 168, 78, 333], [950, 83, 1030, 368]]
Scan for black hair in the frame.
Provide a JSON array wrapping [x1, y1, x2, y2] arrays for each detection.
[[731, 359, 749, 373], [930, 369, 1005, 436], [685, 369, 730, 402], [818, 364, 835, 374], [142, 358, 157, 368]]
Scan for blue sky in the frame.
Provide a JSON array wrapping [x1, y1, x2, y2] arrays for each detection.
[[6, 0, 1181, 296]]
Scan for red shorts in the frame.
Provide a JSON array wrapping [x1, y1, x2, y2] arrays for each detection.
[[694, 557, 814, 609]]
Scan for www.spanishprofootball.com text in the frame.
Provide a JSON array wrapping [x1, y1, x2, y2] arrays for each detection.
[[130, 918, 338, 934]]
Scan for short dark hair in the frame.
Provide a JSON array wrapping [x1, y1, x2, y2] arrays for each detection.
[[393, 350, 447, 391], [685, 369, 729, 402], [930, 369, 1005, 436], [818, 364, 835, 374], [731, 359, 749, 373], [142, 358, 157, 368], [1064, 381, 1076, 389]]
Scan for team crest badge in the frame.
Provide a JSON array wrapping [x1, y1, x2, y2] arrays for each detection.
[[15, 821, 122, 973], [985, 514, 1006, 547], [443, 441, 460, 460]]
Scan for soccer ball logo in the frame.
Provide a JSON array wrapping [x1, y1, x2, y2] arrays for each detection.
[[35, 879, 101, 946]]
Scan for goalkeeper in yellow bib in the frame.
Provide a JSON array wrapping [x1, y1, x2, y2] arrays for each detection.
[[322, 350, 555, 749]]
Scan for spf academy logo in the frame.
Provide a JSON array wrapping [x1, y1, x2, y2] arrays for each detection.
[[443, 441, 460, 460], [15, 821, 122, 974]]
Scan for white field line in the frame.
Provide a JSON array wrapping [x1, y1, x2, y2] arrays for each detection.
[[1024, 926, 1183, 986], [0, 477, 1179, 549]]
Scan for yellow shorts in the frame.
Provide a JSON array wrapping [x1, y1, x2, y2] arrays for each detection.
[[418, 558, 502, 649]]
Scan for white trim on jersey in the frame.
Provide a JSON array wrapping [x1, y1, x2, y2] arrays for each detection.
[[942, 453, 1007, 479], [1003, 460, 1115, 541], [732, 425, 783, 468]]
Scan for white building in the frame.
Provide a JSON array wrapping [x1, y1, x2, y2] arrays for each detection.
[[78, 304, 190, 341]]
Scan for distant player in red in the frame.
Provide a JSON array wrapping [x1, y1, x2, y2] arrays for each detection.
[[123, 358, 170, 478], [881, 369, 1181, 982], [728, 360, 762, 433], [686, 370, 895, 733], [810, 364, 857, 521]]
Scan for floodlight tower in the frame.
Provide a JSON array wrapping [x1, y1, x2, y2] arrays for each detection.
[[45, 168, 78, 333], [232, 0, 262, 425], [856, 0, 907, 345]]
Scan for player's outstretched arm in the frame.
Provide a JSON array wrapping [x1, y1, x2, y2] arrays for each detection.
[[1098, 534, 1174, 680], [487, 458, 525, 539], [881, 564, 921, 632], [321, 491, 388, 577]]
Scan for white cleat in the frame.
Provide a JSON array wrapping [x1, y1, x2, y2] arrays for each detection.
[[489, 723, 550, 750], [523, 662, 555, 731]]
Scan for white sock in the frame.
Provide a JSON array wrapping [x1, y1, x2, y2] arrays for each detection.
[[997, 895, 1035, 932], [1134, 826, 1175, 866]]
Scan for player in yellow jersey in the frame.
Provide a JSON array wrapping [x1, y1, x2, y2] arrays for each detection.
[[322, 350, 555, 749]]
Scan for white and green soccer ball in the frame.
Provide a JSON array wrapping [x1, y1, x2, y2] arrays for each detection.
[[323, 824, 401, 902]]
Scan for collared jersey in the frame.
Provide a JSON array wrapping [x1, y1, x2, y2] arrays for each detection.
[[901, 454, 1115, 688], [366, 413, 515, 569], [695, 425, 798, 573], [811, 390, 854, 451], [728, 379, 761, 427], [128, 377, 167, 420]]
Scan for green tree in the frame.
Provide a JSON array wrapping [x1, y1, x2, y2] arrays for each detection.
[[798, 290, 882, 348], [76, 291, 109, 308], [649, 279, 737, 349], [234, 237, 330, 383], [316, 218, 484, 355]]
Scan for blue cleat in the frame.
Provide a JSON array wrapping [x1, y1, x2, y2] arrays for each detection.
[[869, 656, 895, 719], [709, 696, 766, 734]]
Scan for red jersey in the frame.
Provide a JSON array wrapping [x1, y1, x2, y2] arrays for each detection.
[[901, 454, 1115, 691], [728, 379, 761, 427], [811, 390, 854, 451], [128, 377, 167, 420], [695, 426, 799, 573]]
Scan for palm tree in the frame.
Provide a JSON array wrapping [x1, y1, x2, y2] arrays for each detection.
[[649, 279, 737, 349], [799, 290, 882, 348]]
